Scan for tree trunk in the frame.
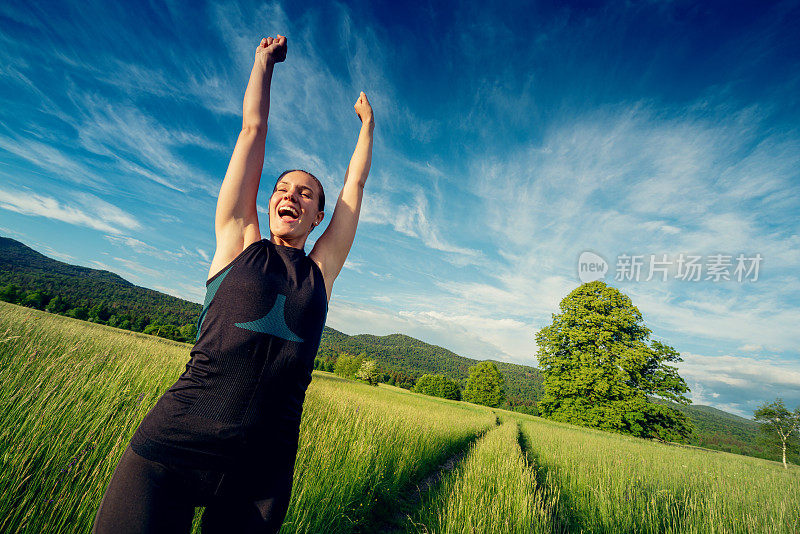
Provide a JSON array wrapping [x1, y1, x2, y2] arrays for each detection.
[[783, 441, 787, 469]]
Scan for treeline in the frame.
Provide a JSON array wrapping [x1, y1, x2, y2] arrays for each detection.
[[313, 352, 511, 409], [0, 284, 198, 343], [314, 352, 417, 389]]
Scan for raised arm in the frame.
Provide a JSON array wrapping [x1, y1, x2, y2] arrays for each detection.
[[310, 92, 374, 301], [207, 36, 287, 282]]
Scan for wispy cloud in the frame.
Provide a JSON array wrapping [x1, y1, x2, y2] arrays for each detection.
[[0, 187, 140, 234], [112, 257, 166, 279], [360, 185, 482, 263], [0, 134, 108, 188], [104, 234, 192, 263]]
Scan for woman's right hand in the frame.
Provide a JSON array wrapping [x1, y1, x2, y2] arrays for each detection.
[[255, 35, 287, 69]]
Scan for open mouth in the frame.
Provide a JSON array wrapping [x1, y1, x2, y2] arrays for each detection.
[[277, 204, 300, 222]]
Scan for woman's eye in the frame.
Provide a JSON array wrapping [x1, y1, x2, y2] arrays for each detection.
[[302, 192, 311, 198]]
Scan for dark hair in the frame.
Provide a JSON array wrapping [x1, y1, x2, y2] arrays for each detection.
[[273, 169, 325, 212]]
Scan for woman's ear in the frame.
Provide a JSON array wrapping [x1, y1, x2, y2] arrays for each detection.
[[309, 211, 324, 233]]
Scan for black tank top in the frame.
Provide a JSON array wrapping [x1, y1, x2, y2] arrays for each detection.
[[130, 238, 328, 471]]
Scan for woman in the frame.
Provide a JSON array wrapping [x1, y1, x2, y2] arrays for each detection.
[[92, 34, 374, 533]]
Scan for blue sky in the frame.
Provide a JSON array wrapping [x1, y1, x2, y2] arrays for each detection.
[[1, 0, 798, 417]]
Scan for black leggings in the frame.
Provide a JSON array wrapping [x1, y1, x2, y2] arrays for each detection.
[[92, 444, 293, 534]]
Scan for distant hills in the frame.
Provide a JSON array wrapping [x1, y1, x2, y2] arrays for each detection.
[[316, 330, 542, 411], [0, 236, 201, 334], [1, 235, 781, 462]]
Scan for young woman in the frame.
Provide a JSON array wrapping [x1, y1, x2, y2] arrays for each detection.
[[92, 34, 374, 533]]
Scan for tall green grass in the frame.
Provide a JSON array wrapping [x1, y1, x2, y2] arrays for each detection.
[[0, 302, 493, 533], [0, 304, 185, 533], [410, 416, 559, 534], [4, 301, 799, 534], [283, 375, 494, 532], [516, 413, 800, 534]]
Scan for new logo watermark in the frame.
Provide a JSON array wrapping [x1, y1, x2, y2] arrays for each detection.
[[578, 251, 609, 283], [577, 252, 762, 283]]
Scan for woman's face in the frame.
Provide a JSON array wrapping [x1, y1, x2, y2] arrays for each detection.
[[268, 171, 323, 242]]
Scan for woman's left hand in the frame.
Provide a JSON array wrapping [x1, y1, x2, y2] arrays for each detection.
[[354, 92, 374, 130]]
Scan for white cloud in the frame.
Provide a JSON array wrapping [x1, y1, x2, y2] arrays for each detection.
[[153, 282, 205, 304], [104, 234, 192, 263], [343, 258, 364, 272], [326, 298, 511, 362], [679, 351, 800, 416], [360, 186, 482, 262], [0, 187, 140, 234], [625, 286, 800, 353], [680, 352, 800, 389], [69, 91, 220, 194], [0, 134, 107, 187], [112, 257, 165, 279]]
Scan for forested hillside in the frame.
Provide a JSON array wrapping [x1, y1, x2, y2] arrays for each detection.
[[0, 236, 201, 339], [317, 331, 543, 411]]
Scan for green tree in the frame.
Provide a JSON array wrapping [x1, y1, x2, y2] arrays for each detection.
[[754, 398, 800, 469], [0, 284, 22, 304], [437, 376, 461, 400], [45, 295, 69, 314], [131, 315, 150, 332], [414, 374, 461, 400], [89, 303, 111, 322], [356, 359, 380, 386], [463, 361, 505, 407], [143, 323, 179, 340], [536, 281, 692, 441], [22, 290, 51, 310], [334, 353, 364, 379], [414, 374, 438, 396], [67, 307, 89, 321], [178, 324, 197, 342]]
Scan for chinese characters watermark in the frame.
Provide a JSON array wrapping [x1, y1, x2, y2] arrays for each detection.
[[577, 252, 762, 283]]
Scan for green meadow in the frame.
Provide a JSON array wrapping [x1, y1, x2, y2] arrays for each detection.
[[0, 300, 798, 533]]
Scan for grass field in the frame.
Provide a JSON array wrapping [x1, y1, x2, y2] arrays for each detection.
[[1, 301, 798, 533]]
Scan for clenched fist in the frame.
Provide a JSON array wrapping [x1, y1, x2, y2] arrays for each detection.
[[354, 92, 374, 130], [255, 35, 287, 69]]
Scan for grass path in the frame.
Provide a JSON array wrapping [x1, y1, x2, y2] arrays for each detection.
[[407, 415, 560, 534], [366, 414, 501, 533]]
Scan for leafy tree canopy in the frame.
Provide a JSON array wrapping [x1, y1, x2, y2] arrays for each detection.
[[414, 373, 461, 400], [536, 280, 692, 441], [334, 353, 365, 379], [356, 359, 381, 386], [463, 361, 505, 407]]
